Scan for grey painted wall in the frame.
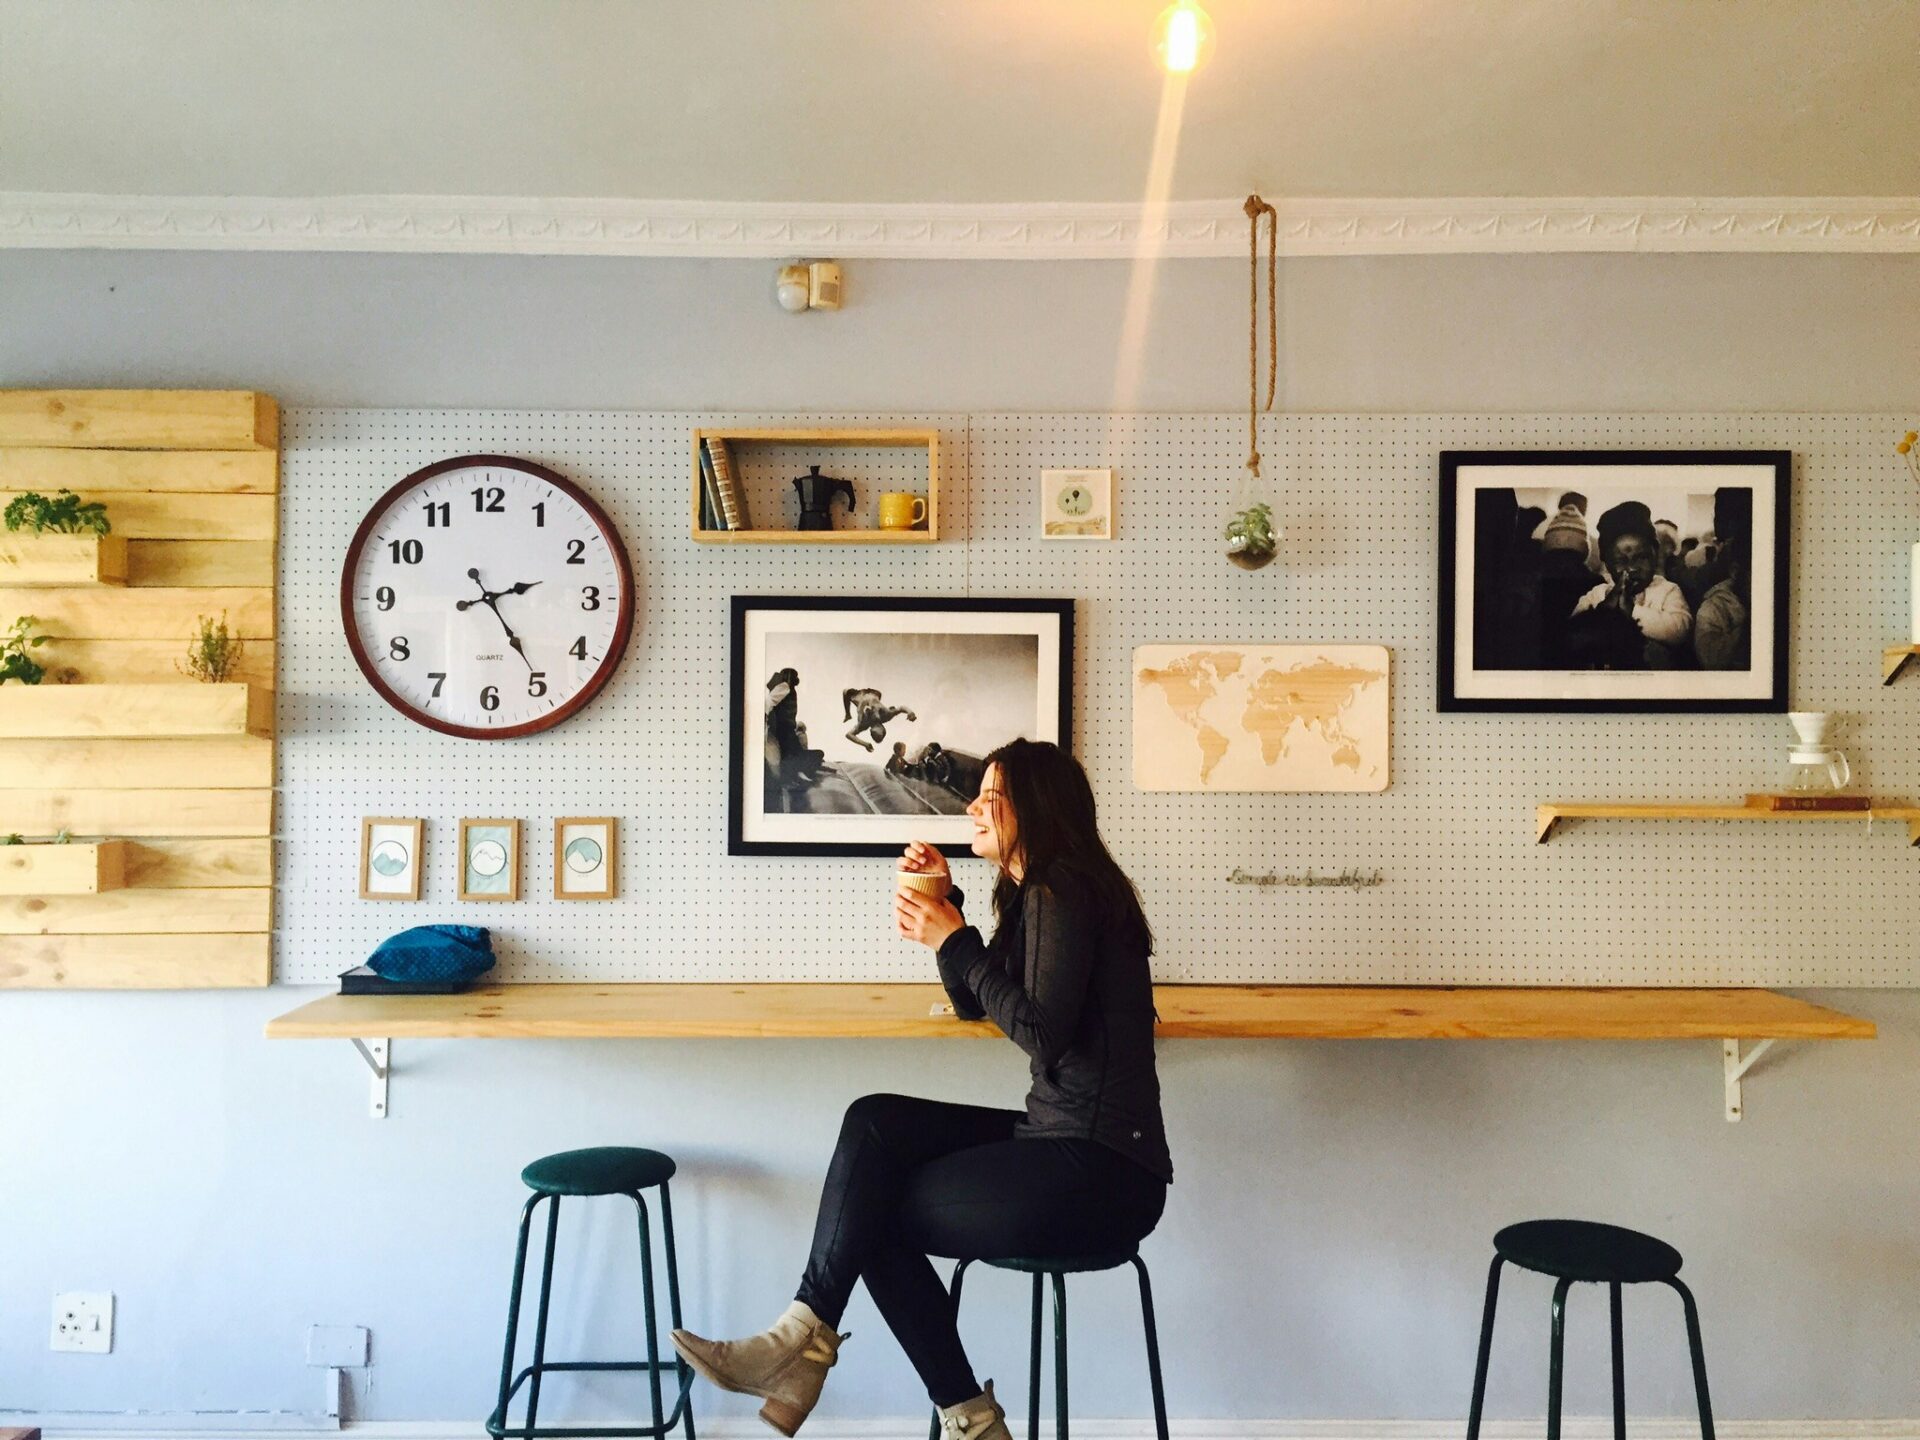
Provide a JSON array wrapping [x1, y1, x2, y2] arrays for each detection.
[[3, 249, 1919, 1424]]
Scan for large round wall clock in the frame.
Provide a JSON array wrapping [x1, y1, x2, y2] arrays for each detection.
[[341, 455, 634, 739]]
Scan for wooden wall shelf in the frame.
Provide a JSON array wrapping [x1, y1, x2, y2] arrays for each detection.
[[0, 534, 128, 587], [1537, 802, 1920, 844], [1884, 645, 1920, 685], [690, 427, 939, 544], [266, 982, 1871, 1042], [0, 389, 278, 991], [267, 984, 1874, 1122], [0, 682, 272, 739], [0, 839, 127, 895]]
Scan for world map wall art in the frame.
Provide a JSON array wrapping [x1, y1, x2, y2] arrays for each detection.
[[1132, 644, 1391, 792]]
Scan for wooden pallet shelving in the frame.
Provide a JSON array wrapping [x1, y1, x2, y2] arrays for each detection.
[[690, 427, 940, 543], [0, 840, 128, 895], [0, 390, 278, 990], [0, 682, 272, 739], [0, 534, 128, 587]]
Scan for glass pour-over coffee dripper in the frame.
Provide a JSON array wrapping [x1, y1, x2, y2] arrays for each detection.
[[1782, 711, 1852, 794]]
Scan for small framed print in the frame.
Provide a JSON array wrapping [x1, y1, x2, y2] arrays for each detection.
[[458, 818, 521, 901], [359, 817, 423, 900], [554, 817, 617, 899], [1040, 468, 1112, 540]]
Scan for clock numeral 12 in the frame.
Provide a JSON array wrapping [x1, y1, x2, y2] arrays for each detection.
[[473, 486, 505, 513]]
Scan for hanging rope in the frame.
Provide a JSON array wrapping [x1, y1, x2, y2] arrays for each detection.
[[1243, 192, 1278, 477]]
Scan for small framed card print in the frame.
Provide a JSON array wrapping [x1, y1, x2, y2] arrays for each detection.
[[360, 817, 423, 900], [1040, 468, 1112, 540], [554, 817, 617, 899], [459, 818, 521, 901]]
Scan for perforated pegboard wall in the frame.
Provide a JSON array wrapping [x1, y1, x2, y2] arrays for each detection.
[[277, 410, 1920, 986]]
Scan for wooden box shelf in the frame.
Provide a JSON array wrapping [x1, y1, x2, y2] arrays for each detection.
[[1537, 801, 1920, 844], [0, 839, 127, 895], [0, 534, 128, 587], [0, 682, 271, 739], [690, 428, 940, 544]]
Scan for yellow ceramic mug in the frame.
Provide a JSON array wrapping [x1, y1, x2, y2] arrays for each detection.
[[878, 492, 928, 530]]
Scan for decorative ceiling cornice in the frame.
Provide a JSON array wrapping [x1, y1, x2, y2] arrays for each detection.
[[4, 192, 1919, 258]]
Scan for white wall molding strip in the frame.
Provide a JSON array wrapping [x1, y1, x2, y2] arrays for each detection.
[[4, 193, 1920, 258], [20, 1418, 1920, 1440]]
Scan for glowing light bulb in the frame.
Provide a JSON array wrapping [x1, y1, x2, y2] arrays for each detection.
[[1152, 0, 1213, 74]]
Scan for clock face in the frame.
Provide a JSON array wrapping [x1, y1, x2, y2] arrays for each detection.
[[341, 456, 634, 738]]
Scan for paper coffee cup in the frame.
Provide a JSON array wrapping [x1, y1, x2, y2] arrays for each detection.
[[896, 868, 949, 897]]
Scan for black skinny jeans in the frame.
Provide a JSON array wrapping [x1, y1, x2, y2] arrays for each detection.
[[794, 1092, 1168, 1407]]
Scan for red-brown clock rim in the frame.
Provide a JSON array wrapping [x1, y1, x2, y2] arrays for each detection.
[[340, 454, 636, 740]]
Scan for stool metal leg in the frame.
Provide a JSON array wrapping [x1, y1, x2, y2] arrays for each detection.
[[1051, 1273, 1069, 1440], [1665, 1278, 1716, 1440], [630, 1193, 666, 1440], [659, 1181, 695, 1440], [1028, 1272, 1044, 1440], [524, 1196, 564, 1434], [1546, 1277, 1573, 1440], [1464, 1256, 1504, 1440], [491, 1194, 545, 1436], [1130, 1255, 1170, 1440], [927, 1260, 973, 1440], [1609, 1282, 1626, 1440]]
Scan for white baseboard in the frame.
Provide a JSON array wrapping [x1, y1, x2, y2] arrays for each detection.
[[13, 1417, 1920, 1440]]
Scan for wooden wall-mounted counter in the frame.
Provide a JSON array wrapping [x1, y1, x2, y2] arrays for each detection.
[[265, 983, 1875, 1042]]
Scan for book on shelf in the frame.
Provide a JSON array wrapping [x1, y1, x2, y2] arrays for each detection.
[[706, 436, 750, 530], [1744, 793, 1873, 812], [697, 440, 725, 531]]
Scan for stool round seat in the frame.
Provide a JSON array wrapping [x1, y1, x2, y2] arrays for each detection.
[[1494, 1218, 1684, 1285], [985, 1250, 1138, 1276], [521, 1146, 677, 1197]]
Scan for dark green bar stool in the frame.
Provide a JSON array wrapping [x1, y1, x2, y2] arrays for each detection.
[[486, 1147, 696, 1440], [1465, 1219, 1715, 1440], [927, 1250, 1168, 1440]]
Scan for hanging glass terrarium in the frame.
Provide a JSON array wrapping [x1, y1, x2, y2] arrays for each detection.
[[1225, 468, 1278, 571], [1226, 193, 1280, 571]]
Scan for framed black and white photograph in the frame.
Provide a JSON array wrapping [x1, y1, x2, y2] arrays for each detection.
[[731, 596, 1074, 856], [1439, 450, 1790, 713]]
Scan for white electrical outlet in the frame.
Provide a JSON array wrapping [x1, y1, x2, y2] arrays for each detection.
[[51, 1292, 113, 1354]]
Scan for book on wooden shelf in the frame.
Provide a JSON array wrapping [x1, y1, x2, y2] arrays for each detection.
[[697, 440, 725, 531], [706, 437, 751, 530], [1744, 793, 1873, 812]]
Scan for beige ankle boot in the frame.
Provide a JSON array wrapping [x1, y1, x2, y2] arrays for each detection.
[[937, 1380, 1012, 1440], [670, 1300, 849, 1437]]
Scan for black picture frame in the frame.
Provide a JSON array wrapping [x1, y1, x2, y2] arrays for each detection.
[[730, 595, 1075, 857], [1438, 449, 1790, 713]]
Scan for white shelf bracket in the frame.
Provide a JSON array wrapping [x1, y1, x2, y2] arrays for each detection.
[[1722, 1037, 1774, 1122], [350, 1038, 391, 1119]]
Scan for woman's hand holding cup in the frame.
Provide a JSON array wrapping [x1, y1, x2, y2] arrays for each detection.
[[897, 841, 950, 900]]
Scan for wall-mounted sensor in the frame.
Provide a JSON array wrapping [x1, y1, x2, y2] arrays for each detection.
[[807, 261, 843, 311], [776, 263, 811, 313]]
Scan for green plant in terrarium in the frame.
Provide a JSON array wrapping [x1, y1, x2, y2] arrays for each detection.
[[3, 489, 111, 536], [180, 612, 244, 683], [2, 834, 21, 846], [1225, 501, 1278, 571], [0, 615, 49, 684]]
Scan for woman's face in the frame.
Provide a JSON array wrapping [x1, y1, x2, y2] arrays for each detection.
[[1607, 533, 1657, 589], [966, 763, 1019, 870]]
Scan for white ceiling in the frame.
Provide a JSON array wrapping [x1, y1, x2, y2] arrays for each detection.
[[4, 0, 1918, 205]]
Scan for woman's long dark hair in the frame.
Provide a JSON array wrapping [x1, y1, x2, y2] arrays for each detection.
[[983, 738, 1152, 952]]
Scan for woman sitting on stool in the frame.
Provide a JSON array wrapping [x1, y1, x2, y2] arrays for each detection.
[[672, 738, 1172, 1439]]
